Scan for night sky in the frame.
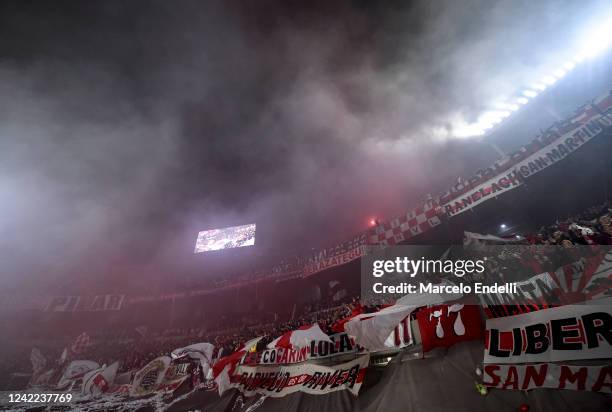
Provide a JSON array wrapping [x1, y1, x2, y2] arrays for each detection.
[[1, 0, 610, 295]]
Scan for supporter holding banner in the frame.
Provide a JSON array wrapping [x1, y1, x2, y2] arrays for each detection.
[[221, 354, 369, 398], [483, 364, 612, 393], [484, 303, 612, 363]]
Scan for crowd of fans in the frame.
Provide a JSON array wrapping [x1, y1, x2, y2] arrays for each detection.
[[0, 201, 610, 390]]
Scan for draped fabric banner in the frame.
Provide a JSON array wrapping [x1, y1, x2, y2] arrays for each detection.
[[483, 303, 612, 364], [443, 109, 612, 217], [483, 363, 612, 393], [480, 250, 612, 318], [303, 235, 367, 277], [226, 355, 369, 398], [242, 333, 358, 366]]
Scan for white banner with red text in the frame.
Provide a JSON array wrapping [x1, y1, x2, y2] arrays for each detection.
[[483, 363, 612, 393]]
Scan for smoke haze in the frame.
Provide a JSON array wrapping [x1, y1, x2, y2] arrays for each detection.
[[1, 0, 610, 294]]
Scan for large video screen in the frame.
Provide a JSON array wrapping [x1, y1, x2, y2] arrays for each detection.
[[194, 223, 256, 253]]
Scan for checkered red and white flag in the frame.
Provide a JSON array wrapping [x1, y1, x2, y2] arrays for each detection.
[[368, 201, 443, 246], [70, 332, 93, 355]]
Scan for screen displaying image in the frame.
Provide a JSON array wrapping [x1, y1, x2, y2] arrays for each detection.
[[194, 223, 256, 253]]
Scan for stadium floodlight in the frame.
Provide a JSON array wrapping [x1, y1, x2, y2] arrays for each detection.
[[499, 110, 511, 118], [453, 123, 486, 137], [522, 90, 538, 98], [542, 75, 557, 85], [578, 19, 612, 58], [500, 223, 507, 229], [517, 97, 529, 105], [496, 102, 519, 112], [533, 83, 547, 91], [553, 68, 567, 78]]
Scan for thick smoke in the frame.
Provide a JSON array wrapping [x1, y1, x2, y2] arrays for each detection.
[[0, 0, 609, 295]]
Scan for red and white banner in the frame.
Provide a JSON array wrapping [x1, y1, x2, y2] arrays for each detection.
[[345, 304, 416, 352], [368, 201, 442, 246], [222, 355, 369, 398], [417, 304, 484, 352], [484, 303, 612, 364], [483, 363, 612, 393], [302, 241, 365, 277], [480, 250, 612, 318], [243, 333, 358, 366], [384, 315, 412, 349], [442, 102, 612, 217], [479, 272, 559, 319], [81, 361, 119, 396]]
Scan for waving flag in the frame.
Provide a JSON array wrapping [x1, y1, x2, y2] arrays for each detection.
[[171, 342, 214, 377], [344, 304, 416, 352], [30, 348, 46, 374], [57, 360, 100, 389], [213, 348, 248, 396], [347, 279, 464, 351], [267, 324, 332, 349], [81, 361, 119, 396]]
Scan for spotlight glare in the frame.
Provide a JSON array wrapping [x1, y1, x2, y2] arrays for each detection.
[[533, 83, 547, 91], [553, 68, 567, 78], [517, 97, 529, 105], [542, 75, 557, 85], [500, 223, 507, 229], [563, 61, 576, 71], [523, 90, 537, 98], [508, 104, 519, 111]]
